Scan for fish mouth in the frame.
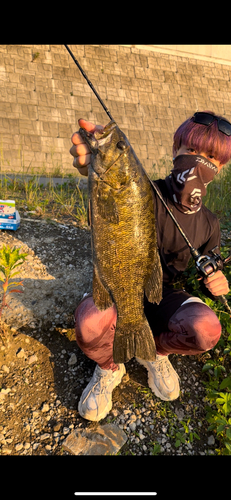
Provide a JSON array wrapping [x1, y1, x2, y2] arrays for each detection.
[[79, 121, 117, 153]]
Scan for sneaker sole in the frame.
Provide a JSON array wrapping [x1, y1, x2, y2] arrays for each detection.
[[136, 357, 179, 402], [78, 364, 126, 421]]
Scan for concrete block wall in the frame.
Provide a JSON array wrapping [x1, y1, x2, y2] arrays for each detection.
[[1, 44, 231, 177]]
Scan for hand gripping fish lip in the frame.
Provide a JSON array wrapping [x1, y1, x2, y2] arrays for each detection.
[[79, 121, 117, 154], [79, 121, 130, 181]]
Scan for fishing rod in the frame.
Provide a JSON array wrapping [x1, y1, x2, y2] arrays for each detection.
[[64, 44, 114, 122], [64, 44, 231, 316]]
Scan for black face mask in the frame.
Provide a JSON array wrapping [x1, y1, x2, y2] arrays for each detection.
[[165, 154, 218, 214]]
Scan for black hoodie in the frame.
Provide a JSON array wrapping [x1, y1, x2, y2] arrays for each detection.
[[152, 178, 220, 292]]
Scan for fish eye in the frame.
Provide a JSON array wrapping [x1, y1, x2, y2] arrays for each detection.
[[117, 141, 126, 150]]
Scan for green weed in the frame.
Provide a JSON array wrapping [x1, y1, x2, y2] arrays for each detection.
[[32, 52, 40, 62], [204, 163, 231, 222], [205, 375, 231, 455], [52, 181, 88, 227], [166, 417, 200, 449], [0, 245, 28, 339], [151, 442, 162, 455]]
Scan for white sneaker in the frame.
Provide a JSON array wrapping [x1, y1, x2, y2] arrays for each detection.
[[136, 354, 180, 401], [78, 363, 126, 421]]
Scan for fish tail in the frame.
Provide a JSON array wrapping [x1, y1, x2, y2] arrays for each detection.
[[135, 321, 157, 361], [113, 319, 156, 364]]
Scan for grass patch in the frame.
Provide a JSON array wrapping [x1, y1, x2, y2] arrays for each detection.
[[0, 174, 88, 227], [204, 163, 231, 235]]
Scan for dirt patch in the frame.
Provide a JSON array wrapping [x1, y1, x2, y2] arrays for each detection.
[[0, 218, 93, 329]]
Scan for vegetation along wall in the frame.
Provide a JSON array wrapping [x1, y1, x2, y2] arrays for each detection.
[[1, 44, 231, 177]]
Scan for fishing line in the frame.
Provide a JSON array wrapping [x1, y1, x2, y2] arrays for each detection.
[[64, 44, 114, 122]]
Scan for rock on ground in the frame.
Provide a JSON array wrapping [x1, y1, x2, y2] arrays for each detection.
[[62, 424, 127, 455]]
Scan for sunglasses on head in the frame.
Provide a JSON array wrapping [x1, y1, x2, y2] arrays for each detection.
[[193, 112, 231, 136]]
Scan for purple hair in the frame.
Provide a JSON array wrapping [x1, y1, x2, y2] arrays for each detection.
[[173, 111, 231, 164]]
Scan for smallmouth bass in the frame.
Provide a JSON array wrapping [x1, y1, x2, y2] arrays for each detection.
[[79, 121, 163, 363]]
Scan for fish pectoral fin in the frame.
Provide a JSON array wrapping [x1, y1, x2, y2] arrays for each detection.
[[92, 266, 114, 311], [113, 319, 156, 364], [145, 249, 163, 304], [97, 192, 119, 224]]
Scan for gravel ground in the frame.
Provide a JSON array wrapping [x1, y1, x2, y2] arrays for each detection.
[[0, 216, 221, 456]]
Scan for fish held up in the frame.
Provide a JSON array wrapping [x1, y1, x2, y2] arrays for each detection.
[[79, 121, 163, 364]]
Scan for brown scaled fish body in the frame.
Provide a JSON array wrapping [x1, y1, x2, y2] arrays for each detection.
[[79, 121, 163, 364]]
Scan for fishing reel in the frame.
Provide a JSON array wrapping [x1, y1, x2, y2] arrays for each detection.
[[193, 246, 229, 279], [191, 245, 231, 315]]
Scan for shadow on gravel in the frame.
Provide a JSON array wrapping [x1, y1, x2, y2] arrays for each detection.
[[5, 317, 159, 420]]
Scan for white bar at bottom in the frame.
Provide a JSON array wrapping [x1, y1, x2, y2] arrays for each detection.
[[74, 494, 157, 497]]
